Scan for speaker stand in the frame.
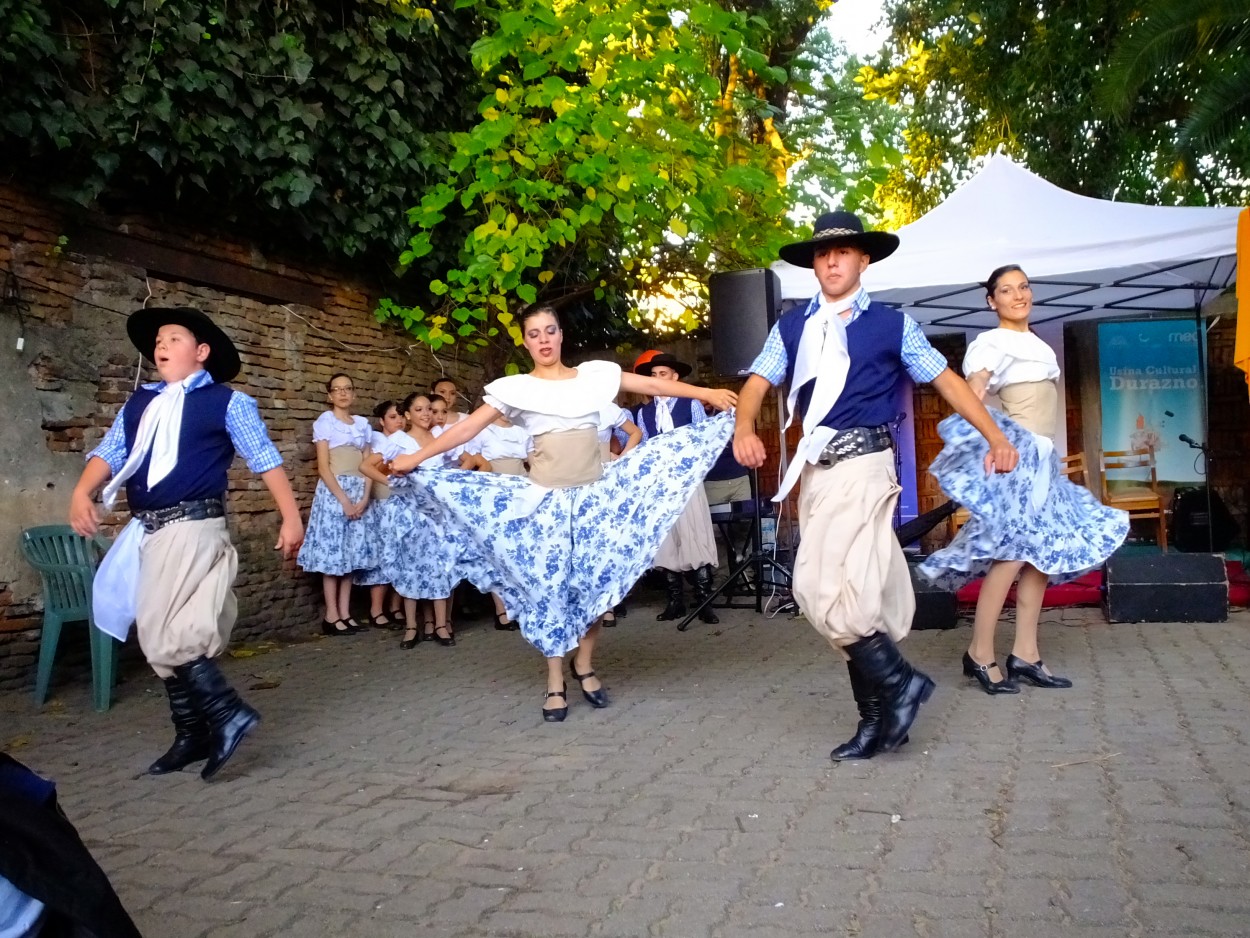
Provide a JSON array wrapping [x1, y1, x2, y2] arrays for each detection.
[[677, 468, 794, 631]]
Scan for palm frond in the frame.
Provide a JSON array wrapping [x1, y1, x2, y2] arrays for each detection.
[[1178, 61, 1250, 160]]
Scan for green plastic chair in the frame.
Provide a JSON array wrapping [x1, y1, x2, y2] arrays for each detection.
[[18, 525, 118, 712]]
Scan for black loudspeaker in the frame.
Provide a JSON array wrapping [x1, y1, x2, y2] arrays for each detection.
[[1103, 550, 1228, 623], [709, 268, 780, 377], [1169, 486, 1238, 552], [909, 562, 958, 630]]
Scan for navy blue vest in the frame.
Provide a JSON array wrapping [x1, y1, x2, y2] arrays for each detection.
[[122, 382, 236, 511], [705, 440, 748, 482], [635, 397, 694, 438], [778, 300, 908, 430]]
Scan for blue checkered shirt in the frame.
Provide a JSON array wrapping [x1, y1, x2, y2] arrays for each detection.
[[87, 370, 284, 475], [747, 287, 948, 386]]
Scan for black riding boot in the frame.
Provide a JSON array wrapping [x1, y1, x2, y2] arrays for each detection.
[[174, 657, 261, 781], [655, 570, 686, 621], [829, 661, 909, 760], [843, 633, 934, 753], [147, 675, 211, 775], [691, 565, 720, 624]]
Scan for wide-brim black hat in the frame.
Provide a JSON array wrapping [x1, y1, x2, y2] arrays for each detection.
[[778, 211, 900, 268], [634, 351, 692, 379], [126, 306, 242, 383]]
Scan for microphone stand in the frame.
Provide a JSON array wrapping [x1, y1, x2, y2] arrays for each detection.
[[1179, 433, 1214, 553]]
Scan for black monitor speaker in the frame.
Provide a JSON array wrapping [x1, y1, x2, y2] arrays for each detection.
[[710, 268, 781, 377]]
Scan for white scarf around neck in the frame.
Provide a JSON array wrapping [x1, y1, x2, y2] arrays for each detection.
[[775, 295, 855, 501], [101, 373, 199, 509]]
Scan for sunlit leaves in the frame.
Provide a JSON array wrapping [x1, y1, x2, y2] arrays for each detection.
[[377, 0, 803, 354]]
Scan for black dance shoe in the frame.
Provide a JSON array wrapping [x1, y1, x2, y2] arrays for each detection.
[[1005, 654, 1073, 689], [399, 627, 421, 650], [962, 652, 1021, 695], [542, 685, 568, 722], [434, 625, 456, 646], [569, 657, 609, 708]]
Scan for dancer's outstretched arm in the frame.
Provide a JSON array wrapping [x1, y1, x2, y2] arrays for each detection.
[[620, 373, 736, 412], [390, 404, 500, 474]]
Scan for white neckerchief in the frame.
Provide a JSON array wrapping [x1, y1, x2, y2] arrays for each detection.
[[654, 396, 675, 433], [101, 372, 199, 509], [775, 294, 855, 501]]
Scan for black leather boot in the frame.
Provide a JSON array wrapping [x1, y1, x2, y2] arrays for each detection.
[[174, 657, 261, 781], [147, 675, 211, 775], [655, 570, 686, 621], [843, 633, 934, 753], [829, 661, 909, 760], [691, 565, 720, 624]]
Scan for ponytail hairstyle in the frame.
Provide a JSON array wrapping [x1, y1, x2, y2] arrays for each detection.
[[518, 303, 561, 332], [372, 399, 397, 421], [400, 392, 429, 415], [983, 264, 1026, 301]]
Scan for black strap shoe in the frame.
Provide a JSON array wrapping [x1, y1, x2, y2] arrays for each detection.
[[1005, 654, 1073, 688], [962, 652, 1021, 695]]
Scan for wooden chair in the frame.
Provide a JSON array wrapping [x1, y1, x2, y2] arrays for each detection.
[[1060, 452, 1086, 486], [1099, 449, 1167, 551]]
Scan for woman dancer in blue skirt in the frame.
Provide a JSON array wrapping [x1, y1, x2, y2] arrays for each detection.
[[919, 265, 1128, 693], [389, 305, 737, 722]]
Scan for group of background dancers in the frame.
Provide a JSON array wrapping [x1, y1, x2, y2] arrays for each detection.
[[68, 209, 1128, 783]]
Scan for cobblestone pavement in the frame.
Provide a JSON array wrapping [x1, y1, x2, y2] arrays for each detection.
[[5, 600, 1250, 938]]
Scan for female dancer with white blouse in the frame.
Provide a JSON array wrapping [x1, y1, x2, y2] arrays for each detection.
[[389, 306, 736, 721], [297, 374, 372, 635], [919, 265, 1128, 693]]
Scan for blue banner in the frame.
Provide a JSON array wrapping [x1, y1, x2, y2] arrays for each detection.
[[1098, 319, 1206, 484]]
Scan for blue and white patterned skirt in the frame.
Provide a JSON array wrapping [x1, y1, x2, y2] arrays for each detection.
[[918, 411, 1129, 591], [297, 475, 370, 576], [378, 488, 456, 600], [405, 411, 735, 657], [353, 496, 394, 587]]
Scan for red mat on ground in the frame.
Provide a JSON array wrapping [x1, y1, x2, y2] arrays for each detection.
[[954, 560, 1250, 608]]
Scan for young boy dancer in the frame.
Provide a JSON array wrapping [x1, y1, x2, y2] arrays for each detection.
[[733, 213, 1018, 760], [70, 306, 303, 780]]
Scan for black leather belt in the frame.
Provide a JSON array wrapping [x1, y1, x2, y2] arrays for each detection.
[[134, 498, 225, 534], [816, 425, 893, 467]]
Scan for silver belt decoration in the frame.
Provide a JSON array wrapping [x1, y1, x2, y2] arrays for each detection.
[[816, 425, 893, 468], [133, 498, 225, 534]]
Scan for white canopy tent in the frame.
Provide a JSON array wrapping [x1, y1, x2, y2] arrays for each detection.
[[773, 155, 1240, 332]]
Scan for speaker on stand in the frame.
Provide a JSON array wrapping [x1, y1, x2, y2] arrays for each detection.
[[679, 268, 793, 629]]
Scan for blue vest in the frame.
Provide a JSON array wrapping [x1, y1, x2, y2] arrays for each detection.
[[635, 397, 694, 438], [122, 383, 236, 511], [778, 300, 908, 431], [705, 440, 748, 481]]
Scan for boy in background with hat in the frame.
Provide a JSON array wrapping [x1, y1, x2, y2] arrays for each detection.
[[733, 212, 1018, 761], [69, 306, 303, 780], [633, 350, 722, 625]]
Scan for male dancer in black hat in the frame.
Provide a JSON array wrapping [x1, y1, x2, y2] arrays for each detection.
[[70, 307, 303, 780], [733, 212, 1018, 760]]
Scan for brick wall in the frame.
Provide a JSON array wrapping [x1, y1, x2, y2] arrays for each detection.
[[0, 183, 484, 690]]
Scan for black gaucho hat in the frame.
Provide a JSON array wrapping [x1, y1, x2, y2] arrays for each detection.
[[126, 306, 242, 383], [778, 211, 900, 268], [633, 351, 692, 379]]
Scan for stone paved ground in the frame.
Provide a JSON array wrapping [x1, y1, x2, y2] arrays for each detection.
[[5, 600, 1250, 938]]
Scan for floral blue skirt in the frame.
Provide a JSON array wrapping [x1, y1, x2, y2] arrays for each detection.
[[353, 496, 393, 587], [406, 411, 735, 657], [378, 488, 456, 600], [297, 475, 370, 576], [918, 412, 1129, 591]]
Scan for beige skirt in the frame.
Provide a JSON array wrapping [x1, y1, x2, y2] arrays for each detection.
[[135, 518, 238, 678], [793, 450, 913, 650], [654, 483, 718, 571]]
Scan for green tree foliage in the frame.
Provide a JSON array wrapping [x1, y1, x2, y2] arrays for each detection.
[[857, 0, 1249, 223], [1101, 0, 1250, 172], [378, 0, 822, 358], [0, 0, 483, 273]]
